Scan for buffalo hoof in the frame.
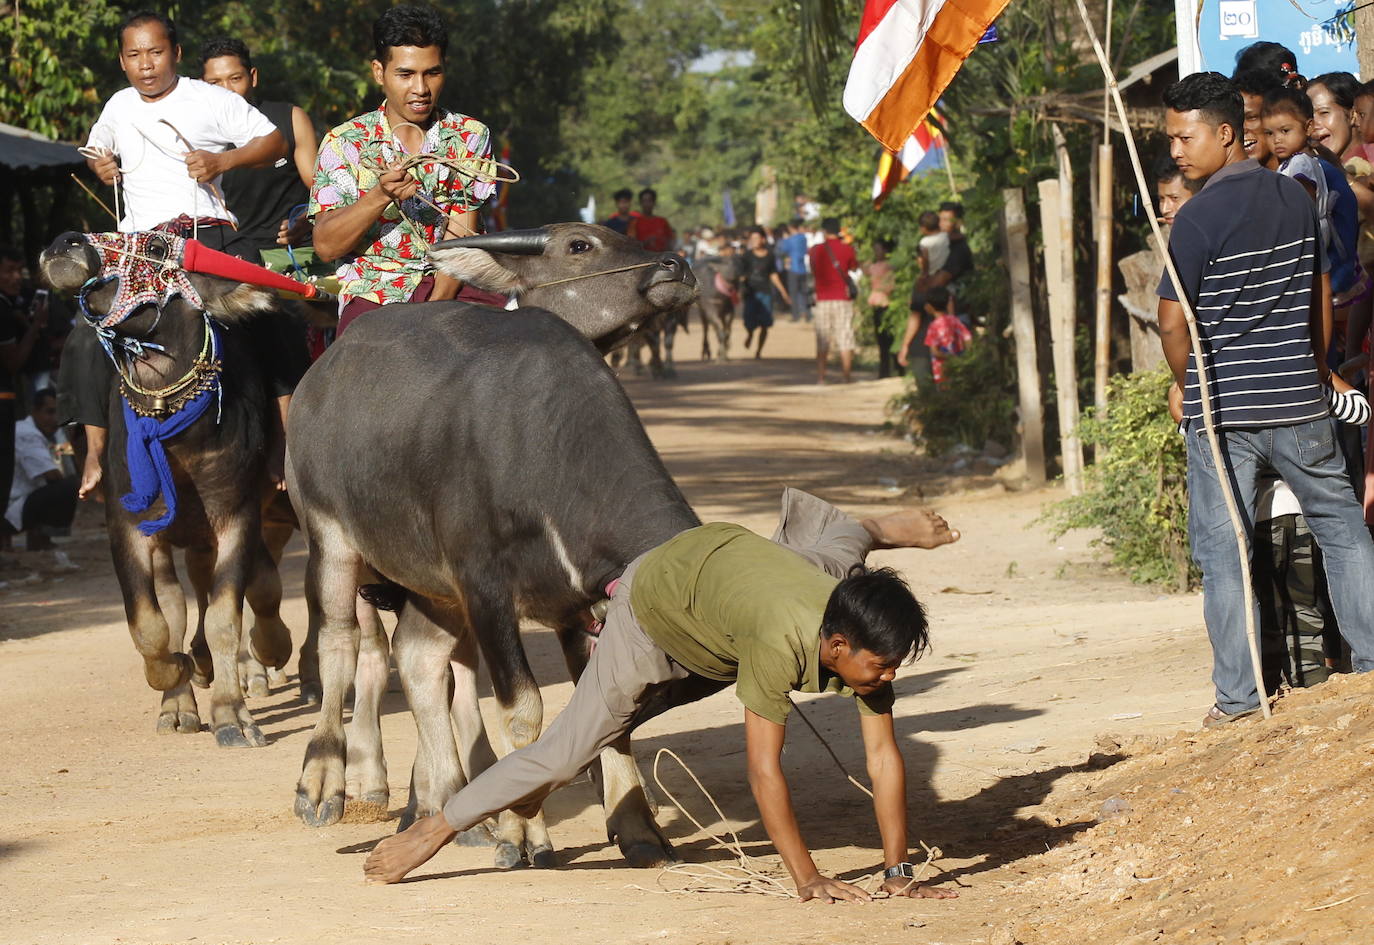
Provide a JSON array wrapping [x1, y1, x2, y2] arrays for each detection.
[[621, 840, 679, 869], [191, 667, 213, 689], [214, 722, 268, 748], [299, 681, 322, 706], [494, 841, 524, 870], [247, 674, 270, 699], [267, 666, 289, 688], [455, 824, 496, 847], [295, 790, 345, 828], [156, 711, 202, 734], [528, 844, 558, 869]]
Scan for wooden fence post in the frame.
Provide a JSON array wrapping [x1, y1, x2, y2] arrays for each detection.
[[1002, 188, 1046, 486], [1037, 178, 1085, 494], [1094, 142, 1114, 413]]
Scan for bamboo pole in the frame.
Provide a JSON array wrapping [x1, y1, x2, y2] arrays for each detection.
[[1003, 188, 1047, 485], [1071, 0, 1269, 719], [1094, 142, 1114, 414], [1038, 178, 1084, 495]]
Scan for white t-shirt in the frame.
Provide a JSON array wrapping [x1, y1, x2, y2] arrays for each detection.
[[7, 417, 61, 530], [920, 232, 950, 275], [86, 77, 276, 232]]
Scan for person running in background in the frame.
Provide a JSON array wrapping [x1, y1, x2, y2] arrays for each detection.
[[738, 226, 790, 359], [603, 188, 636, 235], [311, 4, 495, 333], [628, 187, 674, 252], [807, 217, 858, 384], [200, 37, 318, 260], [865, 240, 898, 378], [777, 219, 812, 323]]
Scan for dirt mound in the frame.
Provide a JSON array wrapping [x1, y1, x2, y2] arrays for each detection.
[[995, 673, 1374, 945]]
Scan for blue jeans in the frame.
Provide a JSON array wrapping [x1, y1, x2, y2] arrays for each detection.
[[1186, 419, 1374, 713], [786, 271, 811, 321]]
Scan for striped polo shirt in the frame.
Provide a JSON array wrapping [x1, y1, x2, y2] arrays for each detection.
[[1157, 159, 1329, 429]]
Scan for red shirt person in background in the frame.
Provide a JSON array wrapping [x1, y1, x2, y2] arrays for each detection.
[[628, 187, 675, 252], [807, 217, 859, 383]]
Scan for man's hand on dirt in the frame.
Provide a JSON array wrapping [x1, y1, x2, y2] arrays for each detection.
[[880, 876, 959, 899], [184, 150, 226, 183], [796, 875, 872, 903], [864, 508, 960, 550]]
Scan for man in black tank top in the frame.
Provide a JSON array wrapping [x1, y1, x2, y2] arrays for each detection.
[[200, 38, 318, 260]]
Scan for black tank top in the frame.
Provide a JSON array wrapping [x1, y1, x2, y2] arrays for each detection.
[[220, 100, 311, 255]]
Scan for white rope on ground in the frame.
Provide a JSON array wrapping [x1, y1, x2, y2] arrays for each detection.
[[1071, 0, 1271, 720], [634, 697, 944, 900]]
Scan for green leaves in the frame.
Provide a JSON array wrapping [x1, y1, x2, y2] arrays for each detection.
[[1043, 368, 1196, 590]]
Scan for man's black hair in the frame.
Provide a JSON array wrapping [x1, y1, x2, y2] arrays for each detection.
[[118, 10, 177, 49], [1233, 67, 1282, 98], [32, 388, 57, 408], [1262, 85, 1314, 122], [1359, 80, 1374, 100], [1309, 71, 1361, 110], [373, 3, 448, 64], [638, 187, 657, 201], [821, 216, 841, 235], [1162, 71, 1243, 140], [200, 36, 252, 69], [821, 566, 929, 664], [1152, 154, 1202, 193], [613, 187, 633, 201], [1234, 41, 1299, 83], [0, 245, 24, 265], [938, 200, 963, 217], [918, 210, 939, 230]]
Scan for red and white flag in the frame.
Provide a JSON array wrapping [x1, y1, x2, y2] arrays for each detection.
[[844, 0, 1009, 150]]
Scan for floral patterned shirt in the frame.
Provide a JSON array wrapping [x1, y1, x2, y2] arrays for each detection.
[[309, 106, 495, 305]]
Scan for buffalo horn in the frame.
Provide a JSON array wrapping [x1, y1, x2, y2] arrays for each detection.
[[430, 228, 550, 256]]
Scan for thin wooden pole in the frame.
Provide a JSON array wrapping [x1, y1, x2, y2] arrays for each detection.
[[1038, 178, 1084, 495], [1003, 188, 1047, 485], [1072, 0, 1269, 719], [1094, 142, 1114, 414]]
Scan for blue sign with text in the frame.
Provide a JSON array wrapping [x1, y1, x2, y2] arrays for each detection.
[[1197, 0, 1359, 79]]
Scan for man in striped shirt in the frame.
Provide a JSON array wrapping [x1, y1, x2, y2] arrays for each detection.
[[1157, 72, 1374, 726]]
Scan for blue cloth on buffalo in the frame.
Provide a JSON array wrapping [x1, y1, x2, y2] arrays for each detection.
[[120, 382, 217, 536]]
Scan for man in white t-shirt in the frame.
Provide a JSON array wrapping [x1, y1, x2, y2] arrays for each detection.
[[84, 10, 285, 253], [5, 389, 76, 552], [73, 11, 286, 500]]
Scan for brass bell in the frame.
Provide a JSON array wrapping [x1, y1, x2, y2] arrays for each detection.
[[151, 396, 166, 413]]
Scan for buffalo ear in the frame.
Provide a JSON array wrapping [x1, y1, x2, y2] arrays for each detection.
[[200, 283, 279, 322], [429, 246, 523, 294]]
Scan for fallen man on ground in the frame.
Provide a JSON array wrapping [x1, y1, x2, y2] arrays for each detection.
[[364, 488, 961, 903]]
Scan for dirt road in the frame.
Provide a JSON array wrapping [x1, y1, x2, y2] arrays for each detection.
[[0, 319, 1217, 945]]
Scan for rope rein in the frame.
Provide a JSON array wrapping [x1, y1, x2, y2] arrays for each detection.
[[523, 262, 658, 291], [355, 120, 521, 254], [634, 699, 942, 900]]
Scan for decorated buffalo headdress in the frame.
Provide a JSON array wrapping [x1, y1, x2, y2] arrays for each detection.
[[79, 228, 204, 328]]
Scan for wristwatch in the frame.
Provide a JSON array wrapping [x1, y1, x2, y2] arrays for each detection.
[[884, 862, 915, 879]]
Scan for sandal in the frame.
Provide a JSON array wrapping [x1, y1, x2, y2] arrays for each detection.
[[1202, 704, 1259, 729]]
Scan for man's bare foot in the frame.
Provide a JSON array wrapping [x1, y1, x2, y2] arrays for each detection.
[[863, 508, 960, 550], [362, 813, 456, 884]]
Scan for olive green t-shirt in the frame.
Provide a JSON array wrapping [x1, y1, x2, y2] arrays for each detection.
[[629, 522, 895, 725]]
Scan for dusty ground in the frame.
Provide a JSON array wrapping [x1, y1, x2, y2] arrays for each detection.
[[2, 318, 1275, 945]]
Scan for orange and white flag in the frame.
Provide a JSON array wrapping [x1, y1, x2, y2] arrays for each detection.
[[844, 0, 1009, 150]]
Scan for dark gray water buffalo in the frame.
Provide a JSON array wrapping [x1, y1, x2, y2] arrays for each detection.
[[289, 223, 702, 868], [40, 230, 294, 747]]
